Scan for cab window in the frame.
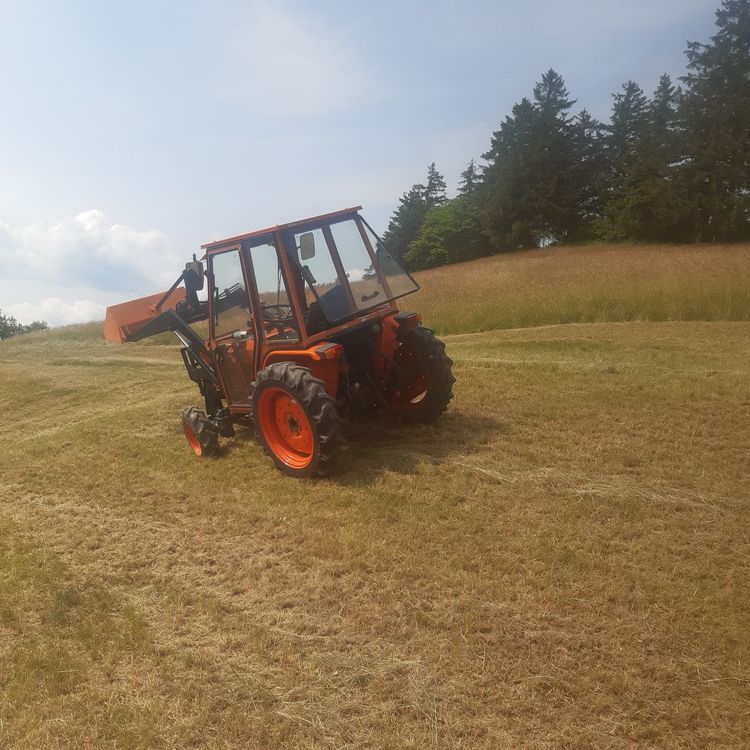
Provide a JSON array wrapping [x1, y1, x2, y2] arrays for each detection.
[[292, 227, 355, 326], [211, 248, 253, 338], [329, 219, 388, 311], [248, 240, 300, 342]]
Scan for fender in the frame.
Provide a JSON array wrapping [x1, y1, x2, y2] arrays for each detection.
[[372, 311, 422, 379], [263, 342, 345, 398]]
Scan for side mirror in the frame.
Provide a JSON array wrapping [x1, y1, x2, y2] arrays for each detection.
[[299, 232, 316, 260], [184, 260, 204, 293]]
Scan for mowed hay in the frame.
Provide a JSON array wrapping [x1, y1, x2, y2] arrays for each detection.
[[410, 243, 750, 333], [0, 246, 749, 748]]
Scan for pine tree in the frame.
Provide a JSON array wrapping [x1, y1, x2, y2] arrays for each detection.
[[597, 81, 652, 240], [598, 75, 691, 241], [530, 70, 589, 242], [649, 74, 681, 161], [679, 0, 750, 241], [457, 159, 480, 197], [636, 74, 690, 241], [481, 97, 539, 248], [382, 164, 450, 267], [534, 68, 575, 122], [607, 81, 649, 187], [572, 109, 607, 226], [425, 162, 448, 207], [481, 70, 590, 248], [381, 183, 428, 265]]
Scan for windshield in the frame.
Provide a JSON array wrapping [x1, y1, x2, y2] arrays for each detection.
[[291, 216, 418, 326]]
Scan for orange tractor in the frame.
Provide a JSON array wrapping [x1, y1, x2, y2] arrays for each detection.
[[104, 207, 454, 476]]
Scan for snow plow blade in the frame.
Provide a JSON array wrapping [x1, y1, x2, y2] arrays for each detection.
[[103, 288, 186, 343]]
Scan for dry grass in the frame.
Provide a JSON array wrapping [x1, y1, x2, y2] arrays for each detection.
[[0, 245, 749, 748], [410, 243, 750, 334]]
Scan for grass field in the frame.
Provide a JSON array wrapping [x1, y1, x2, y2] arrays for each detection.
[[411, 243, 750, 333], [1, 244, 749, 748]]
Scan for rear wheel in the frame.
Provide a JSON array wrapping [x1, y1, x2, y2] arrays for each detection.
[[251, 362, 343, 477], [181, 406, 220, 458], [389, 326, 455, 422]]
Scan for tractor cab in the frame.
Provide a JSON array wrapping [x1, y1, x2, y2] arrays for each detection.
[[203, 207, 418, 344], [104, 207, 454, 477]]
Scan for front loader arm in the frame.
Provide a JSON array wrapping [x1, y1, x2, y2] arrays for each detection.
[[104, 257, 208, 345]]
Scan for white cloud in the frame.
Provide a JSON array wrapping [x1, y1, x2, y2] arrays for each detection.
[[8, 297, 105, 327], [222, 1, 370, 117], [0, 209, 183, 326], [0, 209, 180, 294]]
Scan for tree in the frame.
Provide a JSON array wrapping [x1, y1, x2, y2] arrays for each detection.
[[534, 68, 576, 121], [481, 69, 592, 248], [458, 159, 481, 197], [380, 0, 749, 264], [649, 73, 682, 164], [597, 80, 650, 241], [0, 309, 48, 340], [381, 184, 428, 265], [636, 74, 690, 242], [606, 81, 649, 189], [404, 197, 490, 270], [381, 163, 449, 267], [425, 162, 448, 207], [679, 0, 750, 241], [480, 97, 539, 249], [598, 76, 689, 241], [572, 109, 607, 227]]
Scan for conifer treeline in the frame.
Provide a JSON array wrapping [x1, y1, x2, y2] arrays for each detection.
[[382, 0, 750, 270]]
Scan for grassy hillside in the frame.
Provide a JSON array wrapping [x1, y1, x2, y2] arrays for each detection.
[[410, 242, 750, 333], [0, 245, 748, 748]]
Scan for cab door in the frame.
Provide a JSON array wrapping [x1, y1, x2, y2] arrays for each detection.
[[245, 237, 301, 361], [208, 246, 257, 407]]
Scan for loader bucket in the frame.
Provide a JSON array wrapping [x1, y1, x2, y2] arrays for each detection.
[[103, 288, 186, 343]]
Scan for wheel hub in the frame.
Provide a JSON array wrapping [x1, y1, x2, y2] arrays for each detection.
[[257, 388, 314, 469], [284, 412, 301, 435]]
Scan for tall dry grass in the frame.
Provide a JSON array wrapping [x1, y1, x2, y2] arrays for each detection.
[[410, 243, 750, 334]]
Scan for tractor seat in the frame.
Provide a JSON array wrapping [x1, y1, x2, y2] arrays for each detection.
[[305, 285, 353, 335], [305, 300, 329, 335]]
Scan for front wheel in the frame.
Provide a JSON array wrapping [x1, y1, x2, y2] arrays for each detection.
[[251, 362, 343, 477], [181, 406, 220, 458], [388, 326, 455, 422]]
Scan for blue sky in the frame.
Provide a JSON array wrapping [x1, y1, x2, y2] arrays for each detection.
[[0, 0, 716, 325]]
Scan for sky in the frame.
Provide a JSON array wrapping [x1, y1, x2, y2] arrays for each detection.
[[0, 0, 717, 326]]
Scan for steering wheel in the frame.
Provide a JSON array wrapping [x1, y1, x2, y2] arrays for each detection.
[[261, 303, 293, 323]]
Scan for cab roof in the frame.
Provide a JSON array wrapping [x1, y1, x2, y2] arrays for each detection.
[[201, 206, 363, 252]]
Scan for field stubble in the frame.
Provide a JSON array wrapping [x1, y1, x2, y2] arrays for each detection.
[[0, 244, 749, 748]]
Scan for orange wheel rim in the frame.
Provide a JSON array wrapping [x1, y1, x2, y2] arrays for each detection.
[[258, 387, 314, 469], [183, 422, 203, 456]]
